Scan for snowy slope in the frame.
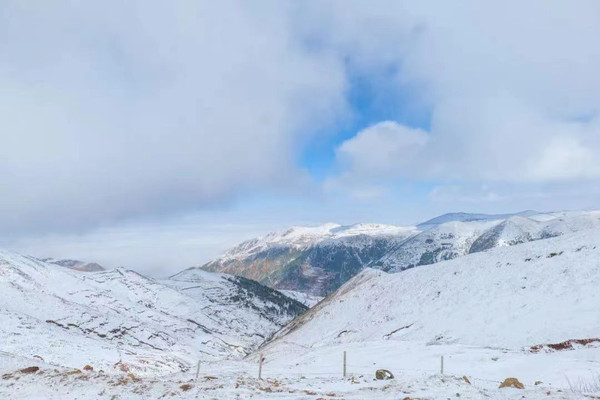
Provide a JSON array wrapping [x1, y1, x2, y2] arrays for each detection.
[[377, 211, 600, 271], [0, 251, 306, 374], [469, 212, 600, 254], [375, 219, 500, 272], [279, 290, 323, 307], [262, 226, 600, 351]]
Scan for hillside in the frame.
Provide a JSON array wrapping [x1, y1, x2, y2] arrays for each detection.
[[374, 219, 499, 272], [0, 251, 306, 375], [261, 226, 600, 351], [232, 227, 600, 399]]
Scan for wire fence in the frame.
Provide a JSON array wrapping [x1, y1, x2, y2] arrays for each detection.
[[191, 350, 511, 386]]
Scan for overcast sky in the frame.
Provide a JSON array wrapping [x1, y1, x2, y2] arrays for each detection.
[[2, 1, 600, 276]]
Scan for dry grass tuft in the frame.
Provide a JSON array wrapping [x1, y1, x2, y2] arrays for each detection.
[[180, 384, 193, 391], [499, 377, 524, 389], [567, 374, 600, 394]]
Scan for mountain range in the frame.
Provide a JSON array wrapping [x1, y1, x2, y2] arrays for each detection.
[[196, 209, 600, 296], [2, 209, 600, 398]]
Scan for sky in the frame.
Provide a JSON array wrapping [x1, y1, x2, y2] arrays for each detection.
[[1, 1, 600, 276]]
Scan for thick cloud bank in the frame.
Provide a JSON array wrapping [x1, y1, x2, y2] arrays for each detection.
[[2, 0, 600, 238], [0, 1, 346, 233]]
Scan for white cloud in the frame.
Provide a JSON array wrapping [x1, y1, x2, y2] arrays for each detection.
[[336, 121, 428, 177], [324, 121, 427, 200], [428, 181, 600, 216], [0, 1, 348, 234], [325, 0, 600, 186], [429, 185, 502, 204]]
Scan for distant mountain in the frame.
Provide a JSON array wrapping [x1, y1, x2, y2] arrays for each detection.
[[0, 251, 306, 374], [374, 219, 498, 272], [416, 210, 540, 229], [40, 258, 105, 272], [194, 210, 600, 296], [194, 223, 416, 296]]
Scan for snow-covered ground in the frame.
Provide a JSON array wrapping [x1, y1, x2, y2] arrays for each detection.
[[3, 222, 600, 398], [278, 290, 323, 307], [1, 343, 594, 399]]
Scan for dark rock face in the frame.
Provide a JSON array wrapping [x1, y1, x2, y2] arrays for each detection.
[[19, 366, 40, 374]]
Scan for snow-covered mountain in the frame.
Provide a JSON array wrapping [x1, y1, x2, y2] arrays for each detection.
[[374, 219, 499, 272], [198, 223, 416, 296], [40, 257, 105, 272], [260, 225, 600, 352], [197, 210, 600, 295], [3, 214, 600, 399], [0, 251, 306, 375], [378, 210, 600, 272]]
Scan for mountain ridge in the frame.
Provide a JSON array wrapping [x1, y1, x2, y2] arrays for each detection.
[[0, 250, 306, 375], [195, 209, 600, 296]]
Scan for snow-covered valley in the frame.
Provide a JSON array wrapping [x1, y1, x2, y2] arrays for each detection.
[[2, 214, 600, 399]]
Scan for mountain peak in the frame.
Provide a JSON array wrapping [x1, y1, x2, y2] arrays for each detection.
[[417, 210, 540, 229]]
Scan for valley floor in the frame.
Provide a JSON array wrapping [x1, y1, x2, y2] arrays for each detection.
[[2, 341, 599, 399]]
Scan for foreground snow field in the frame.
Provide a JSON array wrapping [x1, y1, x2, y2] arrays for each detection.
[[1, 344, 597, 399]]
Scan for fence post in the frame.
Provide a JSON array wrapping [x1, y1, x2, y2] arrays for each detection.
[[195, 360, 200, 382], [343, 351, 347, 378], [258, 353, 264, 380], [440, 355, 444, 375]]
